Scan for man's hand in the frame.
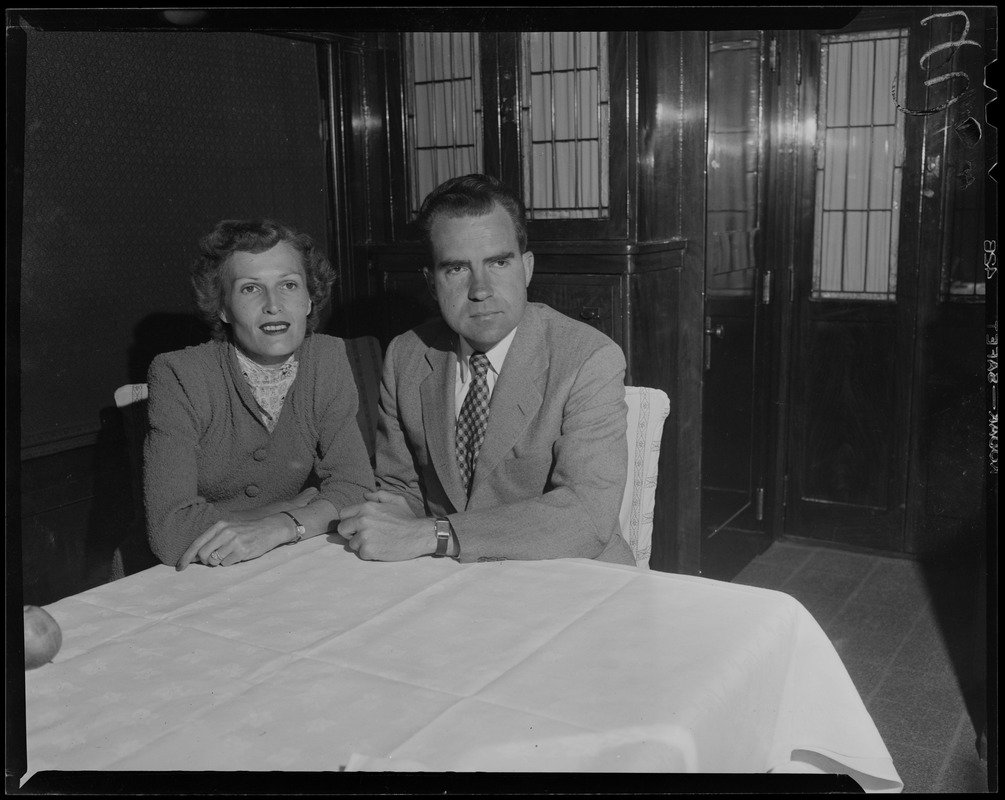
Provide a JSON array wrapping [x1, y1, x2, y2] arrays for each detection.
[[338, 490, 437, 561]]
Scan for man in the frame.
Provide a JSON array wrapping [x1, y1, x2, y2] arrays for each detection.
[[338, 174, 635, 565]]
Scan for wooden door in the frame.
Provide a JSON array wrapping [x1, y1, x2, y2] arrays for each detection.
[[781, 11, 992, 555], [784, 22, 923, 551], [699, 30, 773, 578]]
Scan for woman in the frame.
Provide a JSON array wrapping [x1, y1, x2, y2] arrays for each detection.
[[144, 219, 375, 570]]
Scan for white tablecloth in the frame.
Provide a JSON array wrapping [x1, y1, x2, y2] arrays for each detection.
[[21, 535, 902, 790]]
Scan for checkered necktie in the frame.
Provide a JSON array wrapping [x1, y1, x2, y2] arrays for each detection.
[[456, 352, 491, 495]]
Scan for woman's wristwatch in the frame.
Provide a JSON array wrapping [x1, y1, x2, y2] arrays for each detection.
[[281, 511, 306, 544]]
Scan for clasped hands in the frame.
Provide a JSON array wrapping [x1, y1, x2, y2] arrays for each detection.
[[177, 488, 440, 570], [338, 490, 441, 561]]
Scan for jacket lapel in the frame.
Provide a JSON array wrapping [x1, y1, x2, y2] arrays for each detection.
[[469, 305, 546, 500], [420, 329, 468, 511]]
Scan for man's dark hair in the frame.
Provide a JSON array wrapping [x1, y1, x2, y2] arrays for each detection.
[[414, 173, 528, 254]]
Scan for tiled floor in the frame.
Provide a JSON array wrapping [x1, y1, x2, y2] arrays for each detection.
[[732, 539, 992, 793]]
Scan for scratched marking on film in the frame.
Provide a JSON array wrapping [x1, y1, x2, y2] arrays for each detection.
[[988, 238, 998, 475], [893, 10, 982, 116]]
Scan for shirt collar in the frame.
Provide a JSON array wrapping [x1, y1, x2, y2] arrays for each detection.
[[458, 326, 518, 380]]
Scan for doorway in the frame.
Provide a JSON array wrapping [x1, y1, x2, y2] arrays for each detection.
[[692, 11, 989, 575], [783, 26, 917, 551], [699, 30, 773, 579]]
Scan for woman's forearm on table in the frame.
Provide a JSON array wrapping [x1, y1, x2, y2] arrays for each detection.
[[221, 498, 341, 545], [200, 498, 341, 546], [223, 495, 315, 523], [273, 498, 341, 541]]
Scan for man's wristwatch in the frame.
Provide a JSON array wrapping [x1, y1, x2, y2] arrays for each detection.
[[433, 518, 451, 557], [281, 511, 306, 544]]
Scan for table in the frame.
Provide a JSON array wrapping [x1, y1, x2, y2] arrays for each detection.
[[20, 535, 902, 791]]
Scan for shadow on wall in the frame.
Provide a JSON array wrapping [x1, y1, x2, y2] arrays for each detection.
[[916, 381, 989, 760], [85, 313, 211, 584], [127, 312, 211, 384], [918, 524, 988, 762]]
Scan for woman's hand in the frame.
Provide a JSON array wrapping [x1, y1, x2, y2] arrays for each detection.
[[176, 513, 297, 571]]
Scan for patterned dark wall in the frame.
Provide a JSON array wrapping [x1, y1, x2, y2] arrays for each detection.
[[20, 31, 329, 454]]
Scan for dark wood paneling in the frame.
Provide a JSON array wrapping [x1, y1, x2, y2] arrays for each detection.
[[379, 268, 628, 351], [483, 33, 521, 193], [910, 305, 986, 556], [532, 247, 660, 275], [762, 30, 805, 544], [380, 270, 439, 345], [528, 275, 623, 345], [22, 502, 107, 607], [702, 301, 756, 493], [323, 36, 371, 338], [21, 413, 138, 605], [637, 30, 685, 244], [629, 264, 680, 572], [800, 316, 899, 511], [21, 443, 105, 519], [479, 33, 505, 183], [629, 258, 680, 393], [669, 31, 709, 576], [368, 34, 408, 245]]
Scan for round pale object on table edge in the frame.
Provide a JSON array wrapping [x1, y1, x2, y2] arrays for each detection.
[[24, 605, 62, 670]]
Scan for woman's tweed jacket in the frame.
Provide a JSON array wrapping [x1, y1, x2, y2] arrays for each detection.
[[144, 334, 375, 564]]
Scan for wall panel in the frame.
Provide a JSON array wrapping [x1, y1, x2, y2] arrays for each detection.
[[19, 30, 328, 455]]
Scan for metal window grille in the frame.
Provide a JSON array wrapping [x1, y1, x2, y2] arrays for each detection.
[[406, 33, 483, 217], [813, 29, 908, 301], [520, 32, 609, 220]]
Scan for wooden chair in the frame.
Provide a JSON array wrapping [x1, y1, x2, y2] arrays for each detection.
[[344, 336, 384, 466], [110, 383, 157, 580], [618, 386, 671, 569]]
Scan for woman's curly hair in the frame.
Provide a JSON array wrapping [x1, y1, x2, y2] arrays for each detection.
[[190, 219, 336, 341]]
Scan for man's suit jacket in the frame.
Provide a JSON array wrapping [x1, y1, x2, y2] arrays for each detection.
[[376, 302, 636, 565]]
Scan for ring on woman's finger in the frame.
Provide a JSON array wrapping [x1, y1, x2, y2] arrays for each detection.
[[209, 550, 223, 563]]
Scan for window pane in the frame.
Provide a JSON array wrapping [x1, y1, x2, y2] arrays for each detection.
[[812, 30, 908, 301], [520, 32, 609, 219], [405, 33, 482, 217]]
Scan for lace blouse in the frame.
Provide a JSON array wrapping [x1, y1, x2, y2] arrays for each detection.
[[234, 347, 298, 433]]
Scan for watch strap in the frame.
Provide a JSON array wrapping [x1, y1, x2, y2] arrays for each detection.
[[433, 518, 451, 557]]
